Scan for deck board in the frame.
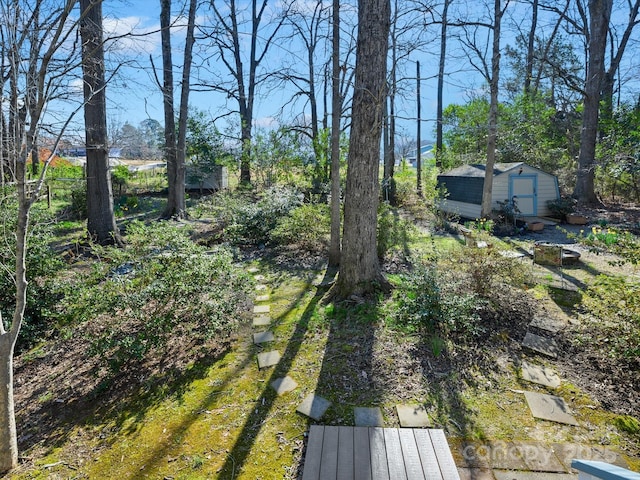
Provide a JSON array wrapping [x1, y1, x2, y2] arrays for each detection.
[[303, 427, 459, 480], [302, 425, 325, 480], [320, 426, 340, 480], [337, 426, 354, 480], [353, 427, 372, 480]]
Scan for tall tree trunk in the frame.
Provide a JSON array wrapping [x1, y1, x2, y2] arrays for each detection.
[[435, 0, 450, 168], [328, 0, 341, 267], [574, 0, 613, 205], [600, 0, 640, 127], [0, 148, 29, 475], [160, 0, 179, 217], [80, 0, 120, 244], [416, 60, 422, 197], [524, 0, 538, 96], [328, 0, 391, 298], [480, 0, 503, 218], [164, 0, 197, 218]]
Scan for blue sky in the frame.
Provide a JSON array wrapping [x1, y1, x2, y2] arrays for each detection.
[[89, 0, 640, 150]]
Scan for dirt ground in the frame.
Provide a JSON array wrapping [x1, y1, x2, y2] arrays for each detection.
[[9, 201, 640, 475]]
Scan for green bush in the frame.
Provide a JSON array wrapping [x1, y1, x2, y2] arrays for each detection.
[[70, 181, 87, 219], [223, 186, 303, 244], [580, 274, 640, 361], [59, 221, 253, 370], [0, 191, 64, 350], [377, 202, 416, 259], [270, 203, 330, 249], [387, 259, 484, 340], [547, 196, 576, 220]]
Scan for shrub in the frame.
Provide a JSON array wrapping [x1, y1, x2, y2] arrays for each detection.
[[224, 186, 303, 244], [70, 181, 87, 219], [59, 221, 253, 370], [580, 274, 640, 361], [270, 203, 330, 249], [0, 191, 64, 350], [377, 202, 416, 259], [547, 196, 576, 220], [111, 164, 130, 195], [387, 259, 484, 340]]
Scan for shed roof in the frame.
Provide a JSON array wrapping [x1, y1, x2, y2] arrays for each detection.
[[439, 162, 526, 178]]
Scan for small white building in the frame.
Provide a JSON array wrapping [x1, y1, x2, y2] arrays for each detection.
[[437, 162, 560, 219]]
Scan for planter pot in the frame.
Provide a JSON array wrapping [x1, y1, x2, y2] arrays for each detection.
[[528, 222, 544, 232], [566, 214, 588, 225]]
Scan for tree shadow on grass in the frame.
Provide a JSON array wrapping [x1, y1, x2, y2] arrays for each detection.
[[214, 267, 337, 478]]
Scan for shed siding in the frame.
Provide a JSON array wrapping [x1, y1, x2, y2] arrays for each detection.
[[437, 163, 559, 219], [438, 199, 482, 219], [438, 176, 483, 204]]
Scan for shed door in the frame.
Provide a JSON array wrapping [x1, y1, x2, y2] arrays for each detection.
[[509, 174, 537, 216]]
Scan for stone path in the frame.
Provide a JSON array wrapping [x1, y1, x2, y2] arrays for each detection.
[[245, 262, 635, 478]]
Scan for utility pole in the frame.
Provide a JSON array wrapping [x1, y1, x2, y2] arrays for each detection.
[[416, 60, 422, 197]]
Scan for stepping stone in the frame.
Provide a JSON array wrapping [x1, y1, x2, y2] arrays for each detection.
[[498, 250, 526, 259], [253, 331, 275, 344], [493, 472, 577, 480], [488, 442, 528, 470], [253, 304, 270, 314], [522, 332, 559, 358], [254, 274, 266, 281], [257, 350, 281, 369], [252, 315, 271, 327], [354, 407, 384, 427], [270, 376, 298, 395], [550, 443, 629, 471], [524, 391, 578, 426], [515, 442, 566, 472], [255, 284, 267, 291], [530, 315, 567, 334], [296, 393, 331, 421], [247, 267, 259, 273], [457, 468, 496, 480], [521, 361, 561, 388], [396, 404, 431, 428], [255, 294, 270, 302]]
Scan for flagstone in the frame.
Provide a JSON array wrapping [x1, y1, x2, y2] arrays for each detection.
[[296, 393, 331, 421], [522, 332, 559, 358], [255, 294, 270, 302], [254, 274, 266, 281], [530, 315, 567, 334], [493, 471, 577, 480], [257, 350, 281, 369], [524, 391, 578, 426], [253, 304, 270, 314], [354, 407, 384, 427], [253, 331, 275, 344], [255, 284, 267, 291], [270, 376, 298, 395], [252, 315, 271, 327], [521, 361, 561, 388], [396, 404, 431, 428], [247, 267, 259, 273]]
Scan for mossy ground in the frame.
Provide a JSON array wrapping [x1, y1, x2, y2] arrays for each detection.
[[10, 228, 640, 478]]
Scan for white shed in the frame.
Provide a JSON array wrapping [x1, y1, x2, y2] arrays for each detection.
[[437, 162, 560, 219]]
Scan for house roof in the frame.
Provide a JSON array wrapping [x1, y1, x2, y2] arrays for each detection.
[[439, 162, 525, 178]]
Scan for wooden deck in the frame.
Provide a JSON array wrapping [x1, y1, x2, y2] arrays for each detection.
[[301, 426, 461, 480]]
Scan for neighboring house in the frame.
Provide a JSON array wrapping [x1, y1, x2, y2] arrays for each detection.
[[437, 162, 560, 219], [405, 144, 435, 167]]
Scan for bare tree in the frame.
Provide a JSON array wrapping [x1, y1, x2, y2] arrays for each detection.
[[435, 0, 452, 168], [573, 0, 613, 204], [158, 0, 197, 218], [80, 0, 121, 244], [328, 0, 391, 299], [0, 0, 78, 472], [328, 0, 342, 267], [204, 0, 289, 186]]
